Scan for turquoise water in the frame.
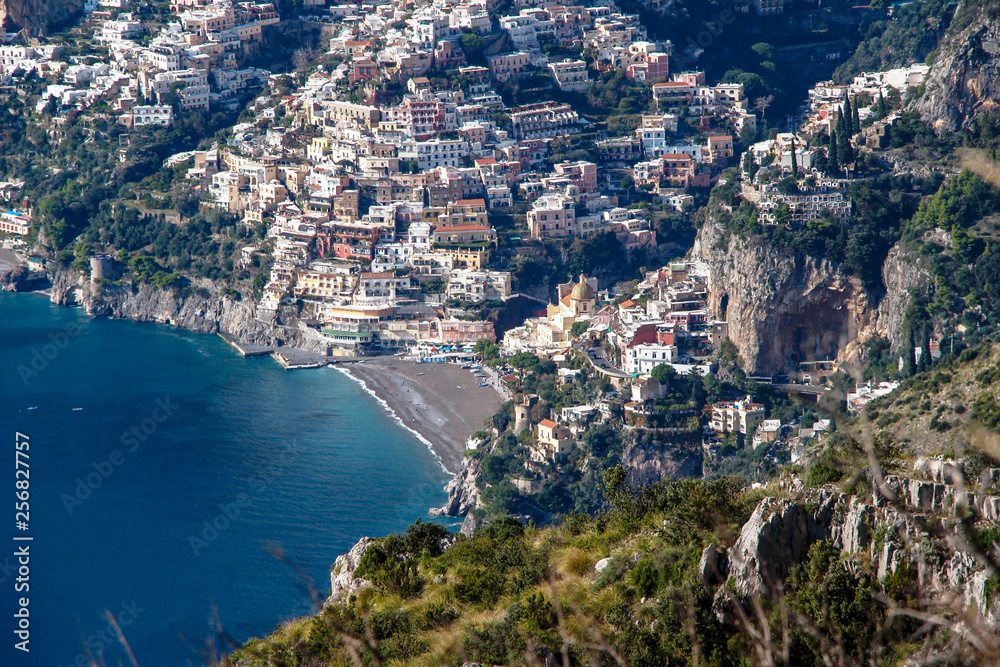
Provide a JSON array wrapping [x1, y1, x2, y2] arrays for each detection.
[[0, 292, 451, 666]]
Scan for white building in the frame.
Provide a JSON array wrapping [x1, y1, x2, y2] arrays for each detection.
[[446, 268, 512, 302], [623, 342, 678, 375], [132, 105, 174, 126], [547, 59, 591, 92]]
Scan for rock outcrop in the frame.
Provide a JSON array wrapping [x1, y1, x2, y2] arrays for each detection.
[[911, 4, 1000, 132], [692, 213, 932, 374], [326, 537, 374, 604], [48, 268, 329, 352], [1, 0, 83, 35], [430, 455, 482, 517], [717, 487, 1000, 623], [726, 492, 844, 597], [623, 439, 703, 487], [1, 265, 35, 292], [694, 215, 875, 374]]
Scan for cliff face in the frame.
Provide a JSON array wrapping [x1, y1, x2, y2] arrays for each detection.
[[692, 216, 932, 374], [430, 455, 482, 517], [623, 439, 703, 487], [713, 486, 999, 625], [1, 0, 82, 35], [48, 269, 327, 352], [911, 4, 1000, 132]]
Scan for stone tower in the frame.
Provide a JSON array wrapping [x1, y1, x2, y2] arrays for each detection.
[[514, 394, 538, 435]]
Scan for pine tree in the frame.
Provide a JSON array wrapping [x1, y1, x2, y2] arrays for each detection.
[[790, 135, 798, 178], [827, 129, 840, 175]]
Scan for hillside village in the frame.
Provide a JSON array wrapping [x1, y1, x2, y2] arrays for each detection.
[[10, 0, 1000, 662], [0, 0, 942, 472]]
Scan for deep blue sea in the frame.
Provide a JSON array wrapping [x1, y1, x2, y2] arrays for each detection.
[[0, 291, 450, 667]]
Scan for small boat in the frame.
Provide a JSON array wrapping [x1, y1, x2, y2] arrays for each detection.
[[72, 408, 83, 411], [27, 407, 38, 411]]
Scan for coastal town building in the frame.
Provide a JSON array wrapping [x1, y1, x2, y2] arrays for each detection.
[[709, 396, 766, 436]]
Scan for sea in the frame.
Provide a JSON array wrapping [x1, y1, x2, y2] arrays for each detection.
[[0, 291, 451, 667]]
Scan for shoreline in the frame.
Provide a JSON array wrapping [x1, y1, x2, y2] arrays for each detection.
[[333, 365, 451, 476], [336, 357, 505, 474], [1, 286, 501, 474]]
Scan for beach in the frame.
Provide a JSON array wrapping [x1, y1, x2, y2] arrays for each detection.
[[0, 248, 23, 273], [339, 357, 506, 473]]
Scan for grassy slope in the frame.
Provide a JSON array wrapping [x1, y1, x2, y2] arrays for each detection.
[[229, 478, 759, 666], [866, 341, 1000, 462]]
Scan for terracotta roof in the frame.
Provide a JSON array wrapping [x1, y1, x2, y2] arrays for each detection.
[[361, 272, 393, 279], [653, 81, 690, 87], [538, 419, 557, 428]]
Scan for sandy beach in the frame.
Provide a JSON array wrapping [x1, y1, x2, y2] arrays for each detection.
[[0, 248, 24, 273], [339, 357, 506, 473]]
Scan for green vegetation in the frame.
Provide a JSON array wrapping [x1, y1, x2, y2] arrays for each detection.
[[834, 0, 957, 82], [229, 469, 937, 667]]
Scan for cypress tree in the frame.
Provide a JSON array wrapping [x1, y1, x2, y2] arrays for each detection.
[[919, 325, 932, 372], [827, 129, 840, 175], [837, 121, 854, 168], [852, 104, 861, 136], [790, 135, 798, 177], [843, 96, 853, 135], [905, 325, 918, 377], [877, 91, 888, 118]]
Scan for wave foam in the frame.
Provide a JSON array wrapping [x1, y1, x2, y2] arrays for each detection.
[[333, 365, 454, 477]]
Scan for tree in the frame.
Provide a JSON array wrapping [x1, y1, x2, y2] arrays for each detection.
[[918, 324, 932, 372], [703, 372, 722, 402], [843, 96, 854, 135], [750, 42, 775, 62], [790, 135, 798, 178], [852, 104, 861, 136], [460, 33, 484, 63], [753, 94, 774, 118], [905, 325, 917, 377], [837, 117, 854, 167], [877, 91, 888, 119], [650, 363, 676, 385], [827, 133, 840, 175], [508, 351, 539, 389], [475, 338, 501, 360], [570, 321, 589, 338]]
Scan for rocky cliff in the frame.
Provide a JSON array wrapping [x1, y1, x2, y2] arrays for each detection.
[[430, 454, 482, 517], [692, 215, 932, 374], [325, 537, 374, 605], [623, 438, 703, 487], [48, 268, 329, 352], [911, 3, 1000, 132], [1, 0, 82, 35], [712, 486, 999, 623]]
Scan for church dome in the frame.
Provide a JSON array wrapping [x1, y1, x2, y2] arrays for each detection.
[[570, 274, 594, 300]]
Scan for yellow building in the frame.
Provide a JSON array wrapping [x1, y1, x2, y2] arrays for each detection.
[[533, 419, 575, 461]]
